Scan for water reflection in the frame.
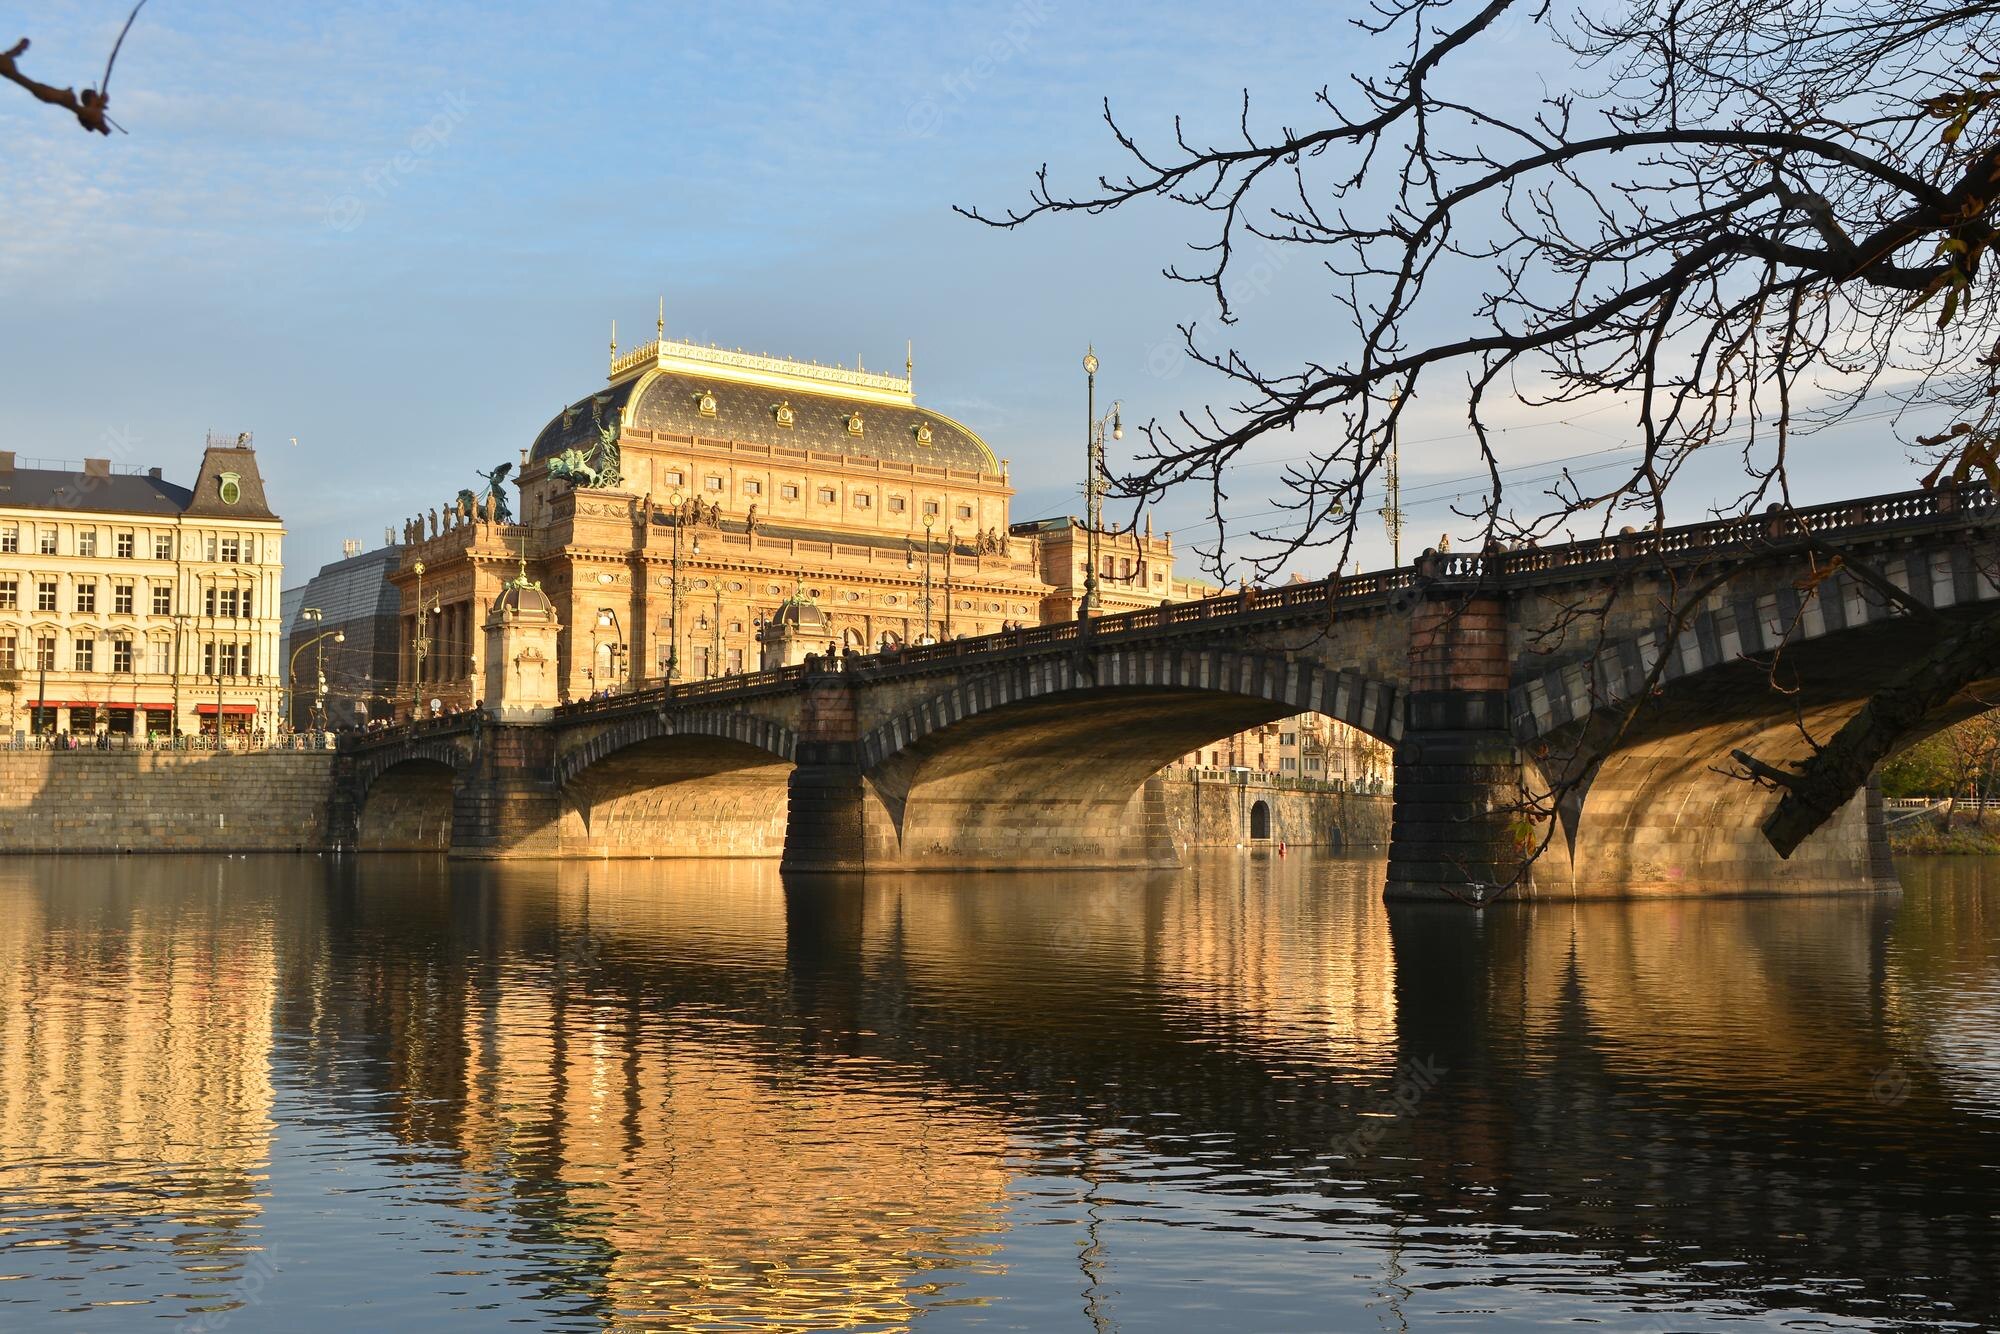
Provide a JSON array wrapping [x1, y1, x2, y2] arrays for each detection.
[[0, 852, 1994, 1330]]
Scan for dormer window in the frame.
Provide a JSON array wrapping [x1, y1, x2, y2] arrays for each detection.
[[847, 412, 864, 437], [695, 390, 717, 418], [913, 421, 933, 447], [773, 401, 795, 428], [219, 472, 241, 505]]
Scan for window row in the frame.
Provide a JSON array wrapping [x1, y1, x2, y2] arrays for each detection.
[[655, 469, 980, 520], [0, 578, 260, 617], [0, 524, 267, 562], [0, 632, 259, 676]]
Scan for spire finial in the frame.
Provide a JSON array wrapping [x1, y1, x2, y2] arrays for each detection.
[[609, 318, 618, 369], [657, 296, 665, 341], [906, 339, 914, 387]]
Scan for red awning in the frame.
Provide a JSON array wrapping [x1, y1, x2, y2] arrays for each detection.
[[26, 700, 107, 710], [193, 703, 259, 716]]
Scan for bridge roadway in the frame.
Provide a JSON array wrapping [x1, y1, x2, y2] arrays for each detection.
[[335, 482, 2000, 900]]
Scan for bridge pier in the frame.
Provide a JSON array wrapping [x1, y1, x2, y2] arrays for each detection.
[[1386, 589, 1531, 904], [451, 723, 564, 858]]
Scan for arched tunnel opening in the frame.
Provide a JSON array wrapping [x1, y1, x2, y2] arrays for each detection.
[[863, 687, 1393, 870], [357, 760, 457, 852], [562, 735, 793, 858]]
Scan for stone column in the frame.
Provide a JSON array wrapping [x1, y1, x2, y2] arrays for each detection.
[[451, 722, 564, 857], [1386, 587, 1525, 903], [782, 669, 881, 873]]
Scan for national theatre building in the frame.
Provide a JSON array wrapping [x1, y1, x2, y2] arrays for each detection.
[[386, 330, 1214, 714]]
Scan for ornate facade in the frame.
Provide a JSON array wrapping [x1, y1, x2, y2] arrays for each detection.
[[388, 333, 1215, 715]]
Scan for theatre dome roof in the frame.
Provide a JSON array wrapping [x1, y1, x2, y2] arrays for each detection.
[[529, 336, 999, 476]]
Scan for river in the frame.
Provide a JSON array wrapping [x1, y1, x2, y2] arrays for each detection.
[[0, 852, 1994, 1331]]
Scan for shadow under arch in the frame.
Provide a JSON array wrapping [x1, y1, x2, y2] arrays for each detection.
[[854, 650, 1402, 869], [356, 757, 458, 851], [559, 733, 794, 858]]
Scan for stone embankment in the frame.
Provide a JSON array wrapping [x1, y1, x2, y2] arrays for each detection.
[[1150, 773, 1391, 850], [0, 751, 337, 853]]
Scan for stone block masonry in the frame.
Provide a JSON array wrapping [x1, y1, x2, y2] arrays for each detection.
[[1150, 775, 1392, 850], [0, 752, 337, 853]]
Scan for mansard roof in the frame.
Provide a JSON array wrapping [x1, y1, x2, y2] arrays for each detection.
[[529, 337, 999, 476]]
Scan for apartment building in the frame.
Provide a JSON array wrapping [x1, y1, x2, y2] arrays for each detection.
[[0, 440, 285, 739]]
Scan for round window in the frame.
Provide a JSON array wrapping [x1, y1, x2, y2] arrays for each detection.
[[219, 473, 241, 505]]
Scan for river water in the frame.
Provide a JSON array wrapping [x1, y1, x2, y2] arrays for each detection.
[[0, 852, 1995, 1331]]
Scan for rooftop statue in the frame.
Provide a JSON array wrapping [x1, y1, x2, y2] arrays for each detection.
[[477, 461, 514, 523]]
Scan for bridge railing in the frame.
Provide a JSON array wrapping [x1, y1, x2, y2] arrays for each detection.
[[348, 480, 1995, 743]]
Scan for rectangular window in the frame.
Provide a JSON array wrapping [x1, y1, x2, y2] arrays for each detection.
[[923, 500, 940, 517], [888, 496, 906, 513], [116, 531, 134, 559], [957, 504, 973, 520], [75, 581, 96, 614], [219, 642, 239, 676], [154, 533, 173, 560], [38, 529, 57, 556], [727, 647, 744, 673], [111, 638, 133, 673], [36, 580, 57, 613], [1281, 757, 1297, 771], [113, 583, 134, 614], [73, 638, 95, 672], [152, 585, 173, 615], [0, 635, 13, 669], [743, 479, 762, 496], [218, 589, 239, 618], [77, 529, 98, 557], [854, 493, 872, 509], [704, 476, 724, 493], [242, 590, 253, 617], [150, 640, 170, 675], [817, 487, 836, 505], [0, 578, 14, 611], [204, 588, 217, 616], [665, 469, 685, 487], [35, 636, 56, 671], [0, 524, 16, 553], [202, 642, 215, 676], [220, 537, 240, 563], [781, 484, 800, 501]]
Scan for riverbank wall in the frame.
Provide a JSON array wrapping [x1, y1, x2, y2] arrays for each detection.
[[0, 751, 338, 853], [1148, 773, 1391, 850]]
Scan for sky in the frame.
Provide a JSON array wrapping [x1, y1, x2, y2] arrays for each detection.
[[0, 0, 1943, 584]]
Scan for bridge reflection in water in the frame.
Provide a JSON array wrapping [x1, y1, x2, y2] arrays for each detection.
[[0, 854, 1994, 1329]]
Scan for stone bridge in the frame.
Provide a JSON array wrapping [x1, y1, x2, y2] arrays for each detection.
[[332, 483, 2000, 901]]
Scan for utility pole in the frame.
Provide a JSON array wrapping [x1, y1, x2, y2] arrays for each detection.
[[1381, 391, 1406, 566]]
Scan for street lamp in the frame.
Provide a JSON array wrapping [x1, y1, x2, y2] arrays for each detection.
[[907, 511, 937, 643], [289, 622, 345, 736], [408, 560, 439, 717], [1081, 346, 1122, 622], [665, 489, 687, 681]]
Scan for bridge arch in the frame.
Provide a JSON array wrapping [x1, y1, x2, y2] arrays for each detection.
[[1512, 554, 2000, 896], [351, 739, 470, 852], [854, 646, 1403, 870], [553, 706, 800, 859]]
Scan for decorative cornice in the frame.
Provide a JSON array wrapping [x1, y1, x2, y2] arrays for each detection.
[[609, 337, 915, 406]]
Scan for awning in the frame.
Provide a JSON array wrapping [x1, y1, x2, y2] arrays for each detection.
[[26, 700, 107, 710], [194, 704, 259, 716]]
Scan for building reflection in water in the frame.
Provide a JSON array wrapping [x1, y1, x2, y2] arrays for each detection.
[[0, 858, 280, 1320], [0, 851, 1995, 1329]]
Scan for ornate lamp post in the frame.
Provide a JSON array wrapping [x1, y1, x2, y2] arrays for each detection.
[[908, 511, 937, 643], [409, 560, 439, 717], [1081, 347, 1122, 622], [665, 489, 688, 681], [289, 621, 344, 737], [595, 609, 626, 692]]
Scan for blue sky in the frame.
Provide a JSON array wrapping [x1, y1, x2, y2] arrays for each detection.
[[1, 0, 1933, 581]]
